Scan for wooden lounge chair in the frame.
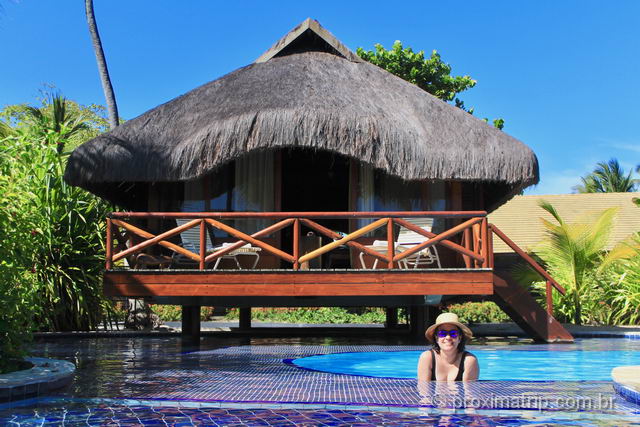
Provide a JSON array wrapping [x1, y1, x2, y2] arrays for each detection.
[[173, 218, 261, 269], [359, 217, 441, 269]]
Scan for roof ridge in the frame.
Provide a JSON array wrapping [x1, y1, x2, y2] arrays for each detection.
[[255, 18, 362, 63]]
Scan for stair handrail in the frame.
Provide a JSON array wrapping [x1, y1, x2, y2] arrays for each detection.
[[489, 224, 566, 295]]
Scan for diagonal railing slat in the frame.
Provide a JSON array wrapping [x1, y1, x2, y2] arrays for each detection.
[[204, 218, 295, 263], [299, 219, 389, 263], [298, 218, 389, 264], [393, 218, 483, 262], [205, 218, 295, 263], [490, 224, 566, 295], [111, 219, 200, 262], [393, 217, 484, 263]]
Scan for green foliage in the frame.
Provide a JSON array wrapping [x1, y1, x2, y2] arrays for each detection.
[[0, 148, 38, 373], [609, 241, 640, 324], [0, 91, 110, 152], [356, 41, 476, 103], [575, 158, 638, 193], [597, 233, 640, 324], [150, 305, 214, 322], [523, 202, 617, 325], [0, 94, 113, 336], [445, 301, 510, 324], [224, 307, 387, 324], [528, 267, 622, 325], [357, 41, 505, 129]]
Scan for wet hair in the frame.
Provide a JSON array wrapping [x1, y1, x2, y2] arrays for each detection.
[[432, 326, 466, 354]]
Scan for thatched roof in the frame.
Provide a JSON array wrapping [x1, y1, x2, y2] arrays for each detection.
[[65, 18, 538, 208]]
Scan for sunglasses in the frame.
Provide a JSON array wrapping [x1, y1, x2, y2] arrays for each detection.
[[436, 329, 460, 339]]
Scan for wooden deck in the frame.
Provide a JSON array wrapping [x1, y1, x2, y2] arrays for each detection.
[[102, 211, 574, 342], [104, 268, 494, 297]]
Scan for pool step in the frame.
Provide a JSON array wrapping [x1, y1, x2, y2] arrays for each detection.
[[492, 271, 574, 343]]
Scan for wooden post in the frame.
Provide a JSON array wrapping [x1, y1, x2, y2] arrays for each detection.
[[487, 224, 494, 269], [106, 218, 113, 270], [462, 228, 472, 268], [293, 218, 300, 270], [546, 281, 553, 316], [481, 218, 488, 268], [199, 219, 206, 270], [181, 305, 201, 345], [387, 218, 394, 269], [409, 306, 428, 339], [385, 307, 398, 328], [472, 223, 480, 268], [239, 307, 252, 330]]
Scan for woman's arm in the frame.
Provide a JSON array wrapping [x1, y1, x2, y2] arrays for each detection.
[[462, 353, 479, 381], [417, 351, 433, 382]]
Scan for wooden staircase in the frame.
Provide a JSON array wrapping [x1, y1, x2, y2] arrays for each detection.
[[492, 269, 573, 342], [488, 224, 574, 343]]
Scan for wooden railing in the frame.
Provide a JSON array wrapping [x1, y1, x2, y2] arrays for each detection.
[[490, 224, 566, 315], [105, 211, 490, 272]]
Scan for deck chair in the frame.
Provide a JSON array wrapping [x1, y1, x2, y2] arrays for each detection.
[[359, 217, 441, 269], [395, 217, 441, 269], [173, 219, 260, 269]]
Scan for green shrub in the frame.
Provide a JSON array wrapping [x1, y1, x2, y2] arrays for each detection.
[[445, 301, 510, 324], [600, 233, 640, 325], [150, 305, 214, 322], [223, 307, 387, 324], [0, 169, 37, 372], [0, 95, 114, 335]]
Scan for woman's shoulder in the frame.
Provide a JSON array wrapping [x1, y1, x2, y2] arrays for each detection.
[[463, 351, 478, 364], [419, 350, 434, 361]]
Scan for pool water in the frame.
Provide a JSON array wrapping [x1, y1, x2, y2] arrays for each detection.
[[291, 346, 640, 380], [1, 397, 637, 426], [1, 337, 639, 426]]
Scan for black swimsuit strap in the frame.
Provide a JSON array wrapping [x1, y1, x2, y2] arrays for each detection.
[[455, 351, 468, 381], [430, 350, 436, 380]]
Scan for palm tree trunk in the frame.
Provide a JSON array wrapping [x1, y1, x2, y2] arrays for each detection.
[[85, 0, 119, 129]]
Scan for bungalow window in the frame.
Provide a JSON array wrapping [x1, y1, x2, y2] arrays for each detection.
[[182, 151, 275, 236], [356, 164, 445, 236]]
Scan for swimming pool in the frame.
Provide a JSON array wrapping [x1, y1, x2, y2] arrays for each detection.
[[1, 336, 639, 425], [291, 341, 640, 380]]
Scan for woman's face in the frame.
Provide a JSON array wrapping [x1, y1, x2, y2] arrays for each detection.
[[435, 324, 461, 351]]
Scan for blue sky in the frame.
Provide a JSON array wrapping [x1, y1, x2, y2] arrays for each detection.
[[1, 1, 638, 195]]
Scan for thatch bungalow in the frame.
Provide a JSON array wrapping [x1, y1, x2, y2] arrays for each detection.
[[65, 19, 572, 342]]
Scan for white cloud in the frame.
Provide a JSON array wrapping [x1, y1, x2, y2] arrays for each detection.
[[525, 170, 583, 195], [594, 137, 640, 154]]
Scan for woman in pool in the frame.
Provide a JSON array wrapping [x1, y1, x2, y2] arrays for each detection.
[[417, 312, 479, 381]]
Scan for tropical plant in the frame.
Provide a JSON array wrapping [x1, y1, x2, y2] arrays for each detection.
[[356, 41, 505, 129], [607, 236, 640, 324], [85, 0, 119, 129], [24, 94, 89, 153], [1, 93, 110, 151], [0, 95, 113, 332], [575, 158, 638, 193], [0, 143, 38, 372], [532, 201, 617, 324]]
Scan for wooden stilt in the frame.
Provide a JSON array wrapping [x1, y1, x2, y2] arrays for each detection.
[[239, 307, 252, 330], [385, 307, 398, 329], [409, 306, 426, 338], [181, 305, 201, 345], [410, 305, 440, 340]]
